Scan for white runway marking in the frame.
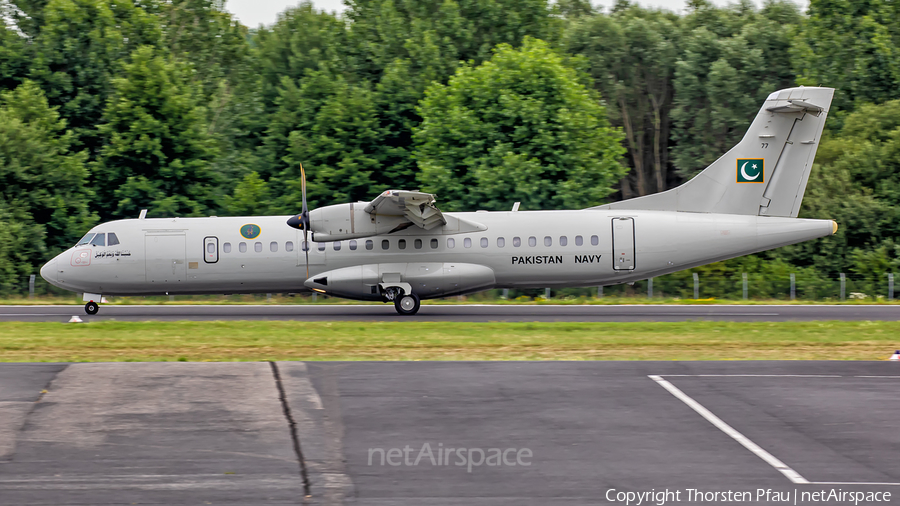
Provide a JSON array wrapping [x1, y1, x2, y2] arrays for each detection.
[[0, 314, 67, 317], [661, 374, 842, 378], [648, 374, 810, 484]]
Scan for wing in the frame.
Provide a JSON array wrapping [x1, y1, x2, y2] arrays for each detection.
[[364, 190, 446, 230]]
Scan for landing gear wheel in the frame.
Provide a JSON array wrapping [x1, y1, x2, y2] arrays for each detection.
[[394, 293, 420, 315], [84, 301, 99, 315]]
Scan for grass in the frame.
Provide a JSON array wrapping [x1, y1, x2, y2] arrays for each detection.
[[0, 320, 897, 362]]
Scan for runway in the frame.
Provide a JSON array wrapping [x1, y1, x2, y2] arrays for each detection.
[[3, 303, 900, 322], [1, 361, 898, 505]]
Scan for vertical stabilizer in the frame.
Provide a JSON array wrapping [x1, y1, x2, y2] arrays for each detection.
[[594, 87, 834, 217]]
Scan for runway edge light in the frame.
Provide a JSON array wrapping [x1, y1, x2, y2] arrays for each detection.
[[889, 350, 900, 361], [67, 316, 84, 323]]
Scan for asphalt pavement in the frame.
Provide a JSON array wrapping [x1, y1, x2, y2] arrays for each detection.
[[4, 303, 900, 322], [1, 361, 899, 505]]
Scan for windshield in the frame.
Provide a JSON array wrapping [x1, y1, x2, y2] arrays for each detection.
[[75, 233, 95, 246]]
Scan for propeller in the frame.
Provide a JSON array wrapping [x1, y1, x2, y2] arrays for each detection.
[[286, 163, 310, 278]]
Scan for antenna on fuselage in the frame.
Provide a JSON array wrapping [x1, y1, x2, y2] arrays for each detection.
[[139, 209, 147, 220]]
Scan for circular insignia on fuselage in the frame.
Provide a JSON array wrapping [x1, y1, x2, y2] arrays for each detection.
[[240, 224, 261, 239]]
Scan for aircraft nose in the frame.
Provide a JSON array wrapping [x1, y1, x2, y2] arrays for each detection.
[[40, 257, 58, 283]]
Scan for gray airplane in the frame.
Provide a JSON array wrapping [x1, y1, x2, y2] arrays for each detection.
[[41, 87, 837, 316]]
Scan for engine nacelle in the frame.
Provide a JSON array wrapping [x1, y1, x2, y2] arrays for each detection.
[[309, 203, 407, 242], [304, 262, 496, 300]]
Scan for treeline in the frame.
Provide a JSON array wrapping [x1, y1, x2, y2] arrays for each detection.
[[2, 0, 900, 297]]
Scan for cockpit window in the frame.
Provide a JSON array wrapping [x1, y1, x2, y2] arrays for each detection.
[[76, 233, 95, 246], [107, 233, 120, 246], [89, 233, 106, 247]]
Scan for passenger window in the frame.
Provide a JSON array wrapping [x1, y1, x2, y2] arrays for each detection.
[[513, 237, 521, 247], [76, 233, 95, 246], [366, 240, 374, 250], [382, 239, 390, 250], [90, 233, 106, 247], [334, 241, 341, 251], [318, 242, 325, 252], [107, 233, 120, 246], [544, 236, 552, 247], [448, 238, 455, 248], [286, 241, 294, 252], [398, 239, 406, 250], [575, 235, 583, 246], [591, 235, 599, 246], [464, 238, 472, 248], [528, 236, 537, 247], [414, 239, 422, 249], [239, 242, 247, 253], [349, 240, 357, 251], [270, 241, 278, 252], [207, 242, 216, 254], [559, 236, 567, 246], [223, 242, 232, 253], [480, 237, 488, 248], [497, 237, 505, 247], [255, 242, 262, 253], [430, 238, 438, 249]]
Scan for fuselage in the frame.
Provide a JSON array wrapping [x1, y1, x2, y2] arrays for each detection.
[[40, 209, 835, 300]]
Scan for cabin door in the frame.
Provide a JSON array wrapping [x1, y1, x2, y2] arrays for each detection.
[[612, 218, 635, 271], [145, 234, 187, 283]]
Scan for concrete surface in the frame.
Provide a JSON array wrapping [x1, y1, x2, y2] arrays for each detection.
[[5, 304, 900, 322], [1, 362, 899, 505]]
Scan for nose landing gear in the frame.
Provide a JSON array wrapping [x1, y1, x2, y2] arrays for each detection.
[[82, 293, 103, 315]]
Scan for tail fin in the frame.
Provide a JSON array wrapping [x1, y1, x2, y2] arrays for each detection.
[[595, 87, 834, 217]]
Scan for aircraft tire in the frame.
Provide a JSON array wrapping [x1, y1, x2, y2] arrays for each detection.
[[394, 293, 420, 315], [84, 301, 99, 315]]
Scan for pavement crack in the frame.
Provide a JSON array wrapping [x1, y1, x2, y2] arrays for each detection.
[[269, 361, 312, 500]]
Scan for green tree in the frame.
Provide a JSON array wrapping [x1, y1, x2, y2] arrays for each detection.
[[0, 22, 31, 93], [415, 38, 626, 211], [565, 3, 680, 197], [28, 0, 162, 155], [0, 204, 29, 294], [787, 100, 900, 285], [0, 81, 95, 269], [267, 70, 386, 211], [794, 0, 900, 114], [93, 46, 218, 220], [344, 0, 560, 191], [671, 0, 800, 178], [253, 2, 350, 113], [222, 171, 272, 216]]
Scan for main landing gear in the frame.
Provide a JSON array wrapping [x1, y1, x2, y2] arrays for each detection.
[[382, 285, 420, 315], [394, 292, 421, 316], [84, 301, 99, 315]]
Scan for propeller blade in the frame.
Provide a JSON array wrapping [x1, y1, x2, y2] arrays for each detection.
[[300, 163, 308, 216], [284, 163, 312, 278], [300, 163, 309, 279]]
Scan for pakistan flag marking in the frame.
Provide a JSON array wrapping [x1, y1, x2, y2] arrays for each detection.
[[736, 158, 765, 183], [240, 224, 261, 239]]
